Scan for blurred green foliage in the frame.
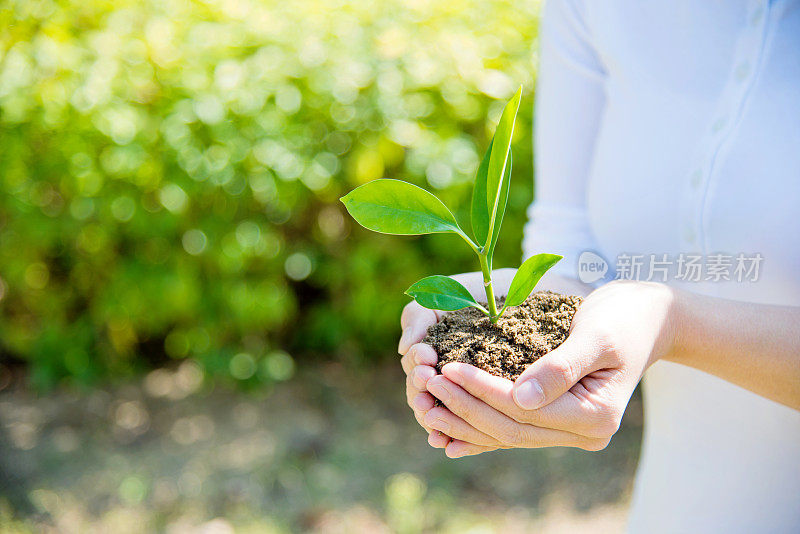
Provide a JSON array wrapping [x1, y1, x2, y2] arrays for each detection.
[[0, 0, 540, 387]]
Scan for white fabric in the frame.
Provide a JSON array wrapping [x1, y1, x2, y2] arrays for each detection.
[[523, 1, 800, 532]]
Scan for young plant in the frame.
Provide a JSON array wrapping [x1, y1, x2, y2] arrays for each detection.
[[340, 87, 561, 323]]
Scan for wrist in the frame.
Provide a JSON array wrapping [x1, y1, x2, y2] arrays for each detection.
[[626, 281, 685, 367], [657, 284, 691, 366]]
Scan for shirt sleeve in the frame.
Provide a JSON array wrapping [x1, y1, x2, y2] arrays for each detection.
[[522, 0, 607, 279]]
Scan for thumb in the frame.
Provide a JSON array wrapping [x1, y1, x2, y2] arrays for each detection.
[[512, 333, 598, 410]]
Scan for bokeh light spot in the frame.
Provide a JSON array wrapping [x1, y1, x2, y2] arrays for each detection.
[[229, 353, 256, 380], [119, 475, 148, 504], [165, 330, 191, 358], [275, 85, 302, 114], [182, 229, 207, 255], [158, 183, 188, 213], [24, 262, 49, 289], [262, 351, 295, 381], [284, 253, 312, 281], [110, 196, 136, 222]]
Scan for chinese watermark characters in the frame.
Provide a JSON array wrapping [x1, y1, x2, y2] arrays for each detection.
[[614, 253, 763, 282]]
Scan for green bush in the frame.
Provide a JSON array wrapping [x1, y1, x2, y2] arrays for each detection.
[[0, 0, 540, 387]]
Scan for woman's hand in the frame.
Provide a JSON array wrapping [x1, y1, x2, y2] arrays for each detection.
[[421, 280, 678, 457], [398, 268, 593, 452]]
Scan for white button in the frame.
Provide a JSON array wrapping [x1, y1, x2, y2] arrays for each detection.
[[712, 117, 727, 133], [690, 169, 703, 188], [735, 62, 750, 81]]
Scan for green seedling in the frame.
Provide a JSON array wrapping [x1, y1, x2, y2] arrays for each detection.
[[340, 87, 561, 323]]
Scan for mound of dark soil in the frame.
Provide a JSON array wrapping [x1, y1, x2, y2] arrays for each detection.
[[423, 291, 582, 381]]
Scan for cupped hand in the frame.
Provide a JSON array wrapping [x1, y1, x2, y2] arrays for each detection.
[[398, 268, 593, 455], [420, 280, 678, 458]]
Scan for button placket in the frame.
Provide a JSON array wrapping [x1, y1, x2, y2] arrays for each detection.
[[683, 0, 769, 252]]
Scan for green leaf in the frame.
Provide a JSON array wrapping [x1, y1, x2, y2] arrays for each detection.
[[340, 179, 462, 235], [470, 138, 493, 246], [485, 86, 521, 240], [472, 142, 512, 253], [405, 275, 488, 313], [504, 253, 563, 308], [486, 150, 511, 262]]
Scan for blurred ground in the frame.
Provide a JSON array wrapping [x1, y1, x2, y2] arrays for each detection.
[[0, 362, 642, 533]]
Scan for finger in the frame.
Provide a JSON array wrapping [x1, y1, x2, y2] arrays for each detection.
[[428, 430, 451, 448], [400, 351, 413, 375], [407, 385, 435, 412], [401, 301, 440, 329], [445, 440, 500, 459], [443, 361, 620, 438], [553, 372, 624, 439], [512, 333, 611, 410], [409, 393, 455, 447], [427, 375, 593, 448], [410, 365, 437, 391], [408, 391, 436, 433], [399, 303, 439, 355], [410, 343, 438, 366], [423, 406, 501, 447], [405, 366, 436, 406], [401, 343, 437, 376], [441, 361, 519, 416], [426, 375, 525, 444]]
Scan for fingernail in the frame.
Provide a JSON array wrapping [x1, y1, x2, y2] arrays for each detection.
[[441, 362, 462, 383], [428, 431, 449, 448], [398, 327, 413, 354], [514, 379, 545, 410], [427, 381, 451, 402], [429, 418, 450, 434], [413, 394, 428, 411], [447, 447, 465, 459]]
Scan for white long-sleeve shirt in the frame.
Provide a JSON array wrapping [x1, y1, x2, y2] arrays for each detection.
[[523, 1, 800, 532]]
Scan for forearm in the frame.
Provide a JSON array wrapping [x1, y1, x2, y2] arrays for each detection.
[[665, 288, 800, 410]]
